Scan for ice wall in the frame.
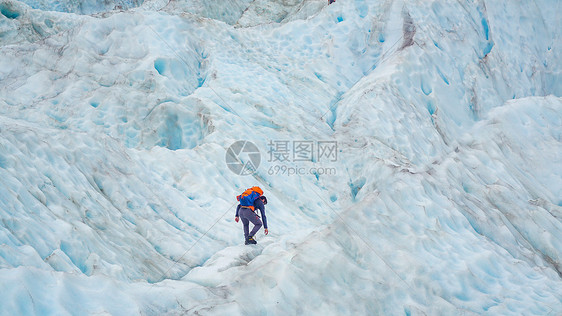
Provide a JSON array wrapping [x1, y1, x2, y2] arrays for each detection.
[[0, 0, 560, 314]]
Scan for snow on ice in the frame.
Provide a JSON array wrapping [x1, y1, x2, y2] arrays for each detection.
[[0, 0, 561, 315]]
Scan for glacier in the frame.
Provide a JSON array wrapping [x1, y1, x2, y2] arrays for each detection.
[[0, 0, 561, 314]]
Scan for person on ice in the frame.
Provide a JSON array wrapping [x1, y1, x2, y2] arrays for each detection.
[[235, 186, 268, 245]]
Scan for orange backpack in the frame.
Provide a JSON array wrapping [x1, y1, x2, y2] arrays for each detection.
[[236, 186, 264, 211]]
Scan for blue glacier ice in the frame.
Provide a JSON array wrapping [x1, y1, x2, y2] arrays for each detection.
[[0, 0, 561, 315]]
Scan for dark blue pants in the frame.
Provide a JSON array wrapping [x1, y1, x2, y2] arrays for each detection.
[[239, 207, 262, 239]]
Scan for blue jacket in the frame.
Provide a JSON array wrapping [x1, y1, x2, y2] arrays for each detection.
[[236, 198, 268, 229]]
